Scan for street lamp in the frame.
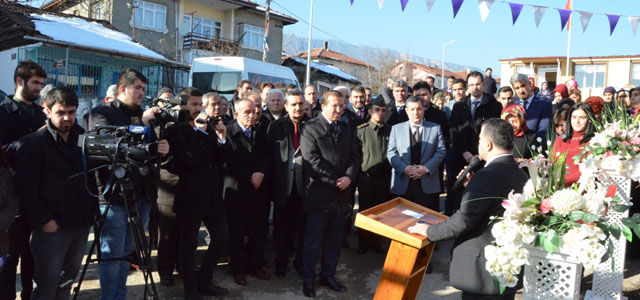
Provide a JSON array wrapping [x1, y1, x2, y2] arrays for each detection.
[[441, 40, 456, 90]]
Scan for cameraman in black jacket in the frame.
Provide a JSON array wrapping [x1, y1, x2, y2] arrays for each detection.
[[85, 69, 169, 300]]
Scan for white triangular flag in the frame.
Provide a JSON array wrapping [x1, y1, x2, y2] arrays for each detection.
[[629, 16, 640, 36], [532, 6, 547, 28], [378, 0, 384, 9], [579, 11, 593, 33], [478, 0, 494, 23], [426, 0, 436, 13]]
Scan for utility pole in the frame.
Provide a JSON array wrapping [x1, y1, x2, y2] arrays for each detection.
[[262, 0, 270, 62], [128, 1, 139, 41], [305, 0, 314, 87]]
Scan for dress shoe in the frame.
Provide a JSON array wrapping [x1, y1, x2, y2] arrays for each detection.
[[234, 274, 247, 286], [319, 276, 346, 292], [303, 282, 316, 297], [251, 268, 272, 280], [160, 275, 174, 287], [198, 283, 229, 296]]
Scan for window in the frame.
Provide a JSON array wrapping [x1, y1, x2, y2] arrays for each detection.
[[91, 1, 105, 20], [242, 24, 264, 50], [182, 16, 221, 38], [192, 72, 242, 95], [632, 64, 640, 87], [574, 64, 606, 89], [134, 0, 166, 31]]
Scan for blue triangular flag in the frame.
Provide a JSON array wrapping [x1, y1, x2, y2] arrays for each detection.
[[508, 2, 523, 25]]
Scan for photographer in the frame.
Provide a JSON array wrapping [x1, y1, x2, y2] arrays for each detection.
[[14, 87, 97, 299], [203, 92, 232, 124], [86, 69, 169, 300], [163, 87, 229, 300]]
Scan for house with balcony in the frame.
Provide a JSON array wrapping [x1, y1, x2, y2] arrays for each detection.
[[41, 0, 297, 66], [499, 55, 640, 98]]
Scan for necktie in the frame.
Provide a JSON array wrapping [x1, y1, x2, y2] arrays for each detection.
[[522, 99, 529, 110], [398, 105, 404, 113], [331, 122, 338, 134], [471, 101, 480, 118], [413, 125, 421, 142], [357, 109, 363, 118], [292, 122, 300, 150], [244, 128, 252, 139]]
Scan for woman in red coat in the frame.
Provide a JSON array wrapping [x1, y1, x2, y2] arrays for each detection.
[[552, 103, 595, 186]]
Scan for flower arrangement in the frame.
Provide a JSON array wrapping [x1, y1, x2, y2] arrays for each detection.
[[484, 151, 631, 291]]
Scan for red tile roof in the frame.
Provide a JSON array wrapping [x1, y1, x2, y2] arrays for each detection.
[[394, 61, 463, 78], [288, 48, 370, 67]]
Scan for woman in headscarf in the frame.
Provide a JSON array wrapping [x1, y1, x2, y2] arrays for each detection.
[[501, 103, 537, 160], [552, 103, 595, 186], [584, 96, 604, 122], [553, 84, 569, 104], [529, 77, 540, 95]]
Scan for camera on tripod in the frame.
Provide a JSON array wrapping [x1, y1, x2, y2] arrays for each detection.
[[147, 95, 192, 126], [78, 125, 158, 166]]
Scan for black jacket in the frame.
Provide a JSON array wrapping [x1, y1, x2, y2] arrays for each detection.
[[449, 93, 502, 156], [483, 76, 497, 96], [164, 124, 227, 216], [0, 167, 15, 230], [343, 107, 369, 130], [384, 101, 409, 126], [14, 122, 97, 230], [0, 95, 47, 167], [300, 115, 360, 213], [223, 121, 271, 197], [266, 116, 308, 207], [427, 155, 528, 295], [424, 103, 451, 150], [86, 99, 159, 205], [262, 109, 288, 124]]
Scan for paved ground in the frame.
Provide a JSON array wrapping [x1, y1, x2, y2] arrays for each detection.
[[11, 197, 640, 299]]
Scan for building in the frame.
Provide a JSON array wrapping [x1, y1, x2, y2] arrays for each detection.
[[0, 1, 187, 118], [500, 55, 640, 97], [41, 0, 297, 65], [282, 57, 361, 95], [390, 60, 470, 90], [286, 41, 372, 87]]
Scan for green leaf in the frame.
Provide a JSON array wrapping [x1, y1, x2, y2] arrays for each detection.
[[521, 198, 541, 208], [622, 218, 636, 229], [582, 213, 598, 224], [634, 224, 640, 240], [493, 276, 506, 295], [570, 211, 585, 222], [632, 213, 640, 223], [613, 205, 632, 213], [543, 216, 559, 226], [610, 224, 621, 240], [541, 230, 560, 253], [622, 225, 634, 242]]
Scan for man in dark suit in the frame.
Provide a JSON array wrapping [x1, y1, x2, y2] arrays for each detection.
[[304, 85, 321, 118], [483, 68, 498, 96], [344, 86, 369, 128], [266, 89, 309, 278], [384, 80, 410, 126], [164, 88, 229, 300], [511, 73, 552, 142], [387, 96, 446, 211], [447, 71, 502, 215], [300, 91, 360, 297], [262, 89, 287, 123], [224, 98, 271, 285], [203, 92, 233, 124], [409, 118, 528, 300]]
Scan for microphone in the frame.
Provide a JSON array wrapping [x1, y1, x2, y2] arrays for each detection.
[[452, 156, 485, 191]]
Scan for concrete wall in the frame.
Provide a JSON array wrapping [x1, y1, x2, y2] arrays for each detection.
[[0, 48, 20, 95], [234, 9, 283, 65]]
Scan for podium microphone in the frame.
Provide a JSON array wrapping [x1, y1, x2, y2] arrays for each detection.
[[452, 156, 485, 191]]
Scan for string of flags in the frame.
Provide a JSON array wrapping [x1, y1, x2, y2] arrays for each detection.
[[348, 0, 640, 36]]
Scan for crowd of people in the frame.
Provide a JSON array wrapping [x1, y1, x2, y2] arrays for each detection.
[[0, 60, 639, 300]]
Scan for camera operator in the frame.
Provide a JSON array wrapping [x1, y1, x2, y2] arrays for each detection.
[[13, 87, 97, 300], [86, 69, 169, 300], [163, 87, 230, 300], [0, 60, 47, 300]]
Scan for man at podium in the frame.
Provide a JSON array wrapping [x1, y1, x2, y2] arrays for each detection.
[[409, 119, 528, 300]]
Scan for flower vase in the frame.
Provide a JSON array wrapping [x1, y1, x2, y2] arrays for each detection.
[[522, 245, 582, 300]]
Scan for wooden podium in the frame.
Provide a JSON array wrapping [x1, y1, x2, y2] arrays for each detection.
[[354, 197, 448, 300]]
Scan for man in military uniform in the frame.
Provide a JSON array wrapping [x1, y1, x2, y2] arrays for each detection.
[[355, 98, 391, 254]]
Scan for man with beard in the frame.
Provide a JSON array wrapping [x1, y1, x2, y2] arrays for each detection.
[[512, 73, 552, 141], [343, 86, 369, 129], [267, 89, 309, 278], [0, 60, 47, 300], [14, 87, 97, 300], [164, 87, 230, 299]]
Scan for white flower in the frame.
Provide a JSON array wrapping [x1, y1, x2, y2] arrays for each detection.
[[550, 189, 583, 217], [582, 184, 608, 216]]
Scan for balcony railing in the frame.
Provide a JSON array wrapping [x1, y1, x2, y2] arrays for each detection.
[[182, 32, 239, 55]]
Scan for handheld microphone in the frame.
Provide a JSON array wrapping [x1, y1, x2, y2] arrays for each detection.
[[452, 156, 485, 191]]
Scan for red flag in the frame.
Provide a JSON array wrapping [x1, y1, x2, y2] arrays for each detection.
[[565, 0, 572, 30]]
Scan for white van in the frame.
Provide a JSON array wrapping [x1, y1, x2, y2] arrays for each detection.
[[189, 56, 300, 100]]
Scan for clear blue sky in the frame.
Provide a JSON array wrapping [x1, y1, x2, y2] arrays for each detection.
[[267, 0, 639, 75]]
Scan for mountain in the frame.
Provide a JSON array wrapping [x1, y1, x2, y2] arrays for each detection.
[[282, 33, 482, 72]]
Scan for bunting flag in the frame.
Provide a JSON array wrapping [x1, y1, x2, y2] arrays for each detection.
[[400, 0, 409, 11], [564, 0, 572, 30], [478, 0, 494, 23], [508, 2, 523, 25], [531, 6, 547, 28], [607, 14, 620, 36], [426, 0, 436, 13], [378, 0, 384, 9], [558, 9, 571, 31], [579, 11, 593, 33], [630, 16, 640, 36], [350, 0, 355, 5], [452, 0, 464, 18]]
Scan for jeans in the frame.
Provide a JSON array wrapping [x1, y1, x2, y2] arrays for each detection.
[[30, 225, 90, 300], [98, 202, 151, 300]]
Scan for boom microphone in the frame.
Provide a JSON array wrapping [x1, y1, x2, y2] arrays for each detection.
[[452, 156, 485, 191]]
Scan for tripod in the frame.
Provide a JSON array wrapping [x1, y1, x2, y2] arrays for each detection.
[[73, 170, 159, 300]]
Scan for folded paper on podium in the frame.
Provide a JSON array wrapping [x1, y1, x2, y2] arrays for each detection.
[[355, 197, 448, 300]]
